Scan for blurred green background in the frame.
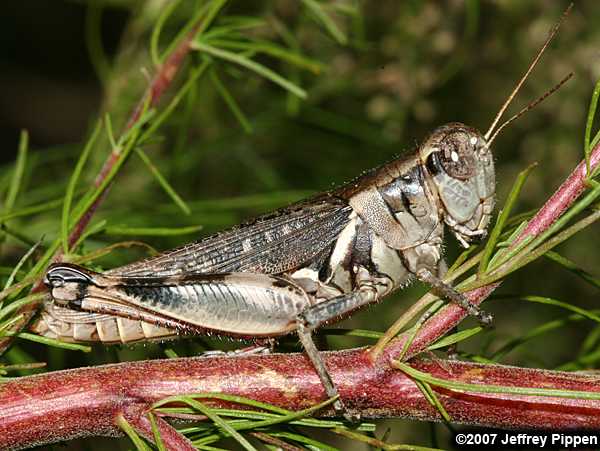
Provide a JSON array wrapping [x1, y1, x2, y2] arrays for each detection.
[[1, 0, 599, 449]]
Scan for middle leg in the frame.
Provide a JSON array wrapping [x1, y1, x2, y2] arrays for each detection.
[[295, 268, 390, 419]]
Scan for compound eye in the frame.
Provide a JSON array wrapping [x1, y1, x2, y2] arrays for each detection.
[[439, 133, 476, 180]]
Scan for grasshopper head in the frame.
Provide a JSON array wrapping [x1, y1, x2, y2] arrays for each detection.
[[44, 263, 96, 307], [419, 122, 495, 247]]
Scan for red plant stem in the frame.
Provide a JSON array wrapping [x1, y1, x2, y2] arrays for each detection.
[[70, 22, 201, 259], [62, 24, 201, 256], [2, 351, 600, 449], [379, 284, 499, 363], [379, 141, 600, 363], [1, 14, 597, 448], [1, 128, 598, 451], [520, 147, 600, 238]]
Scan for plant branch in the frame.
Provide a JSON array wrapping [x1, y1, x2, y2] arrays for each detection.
[[2, 350, 600, 449], [3, 83, 598, 451], [2, 86, 599, 451], [68, 7, 206, 259]]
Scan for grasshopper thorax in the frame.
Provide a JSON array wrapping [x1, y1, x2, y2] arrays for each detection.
[[419, 122, 495, 247]]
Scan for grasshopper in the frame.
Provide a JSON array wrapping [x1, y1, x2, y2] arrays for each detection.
[[35, 8, 571, 417]]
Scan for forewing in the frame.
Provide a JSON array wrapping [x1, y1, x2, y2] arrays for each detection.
[[108, 196, 353, 277]]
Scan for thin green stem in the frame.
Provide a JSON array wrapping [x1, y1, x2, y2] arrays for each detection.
[[584, 78, 600, 175], [192, 41, 306, 98], [478, 163, 536, 275], [61, 120, 102, 254], [394, 361, 600, 400], [4, 130, 28, 215]]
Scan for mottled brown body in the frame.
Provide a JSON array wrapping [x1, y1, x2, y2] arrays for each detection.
[[36, 123, 495, 346]]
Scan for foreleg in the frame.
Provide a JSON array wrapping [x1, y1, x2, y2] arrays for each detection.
[[401, 243, 492, 326], [415, 267, 492, 326]]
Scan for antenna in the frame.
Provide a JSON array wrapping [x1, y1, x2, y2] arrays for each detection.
[[486, 72, 573, 147], [484, 3, 573, 142]]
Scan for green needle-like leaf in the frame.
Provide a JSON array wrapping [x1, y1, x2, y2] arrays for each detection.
[[134, 148, 191, 215], [193, 41, 307, 98], [427, 327, 483, 351], [104, 224, 203, 236], [116, 415, 152, 451], [4, 130, 28, 215], [584, 78, 600, 176], [210, 68, 253, 133], [148, 412, 167, 451], [413, 379, 451, 423], [61, 120, 102, 254], [544, 250, 600, 289], [4, 332, 92, 353], [3, 239, 42, 292], [395, 360, 600, 400], [478, 163, 536, 275], [150, 0, 182, 66], [170, 398, 258, 451], [301, 0, 348, 45]]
